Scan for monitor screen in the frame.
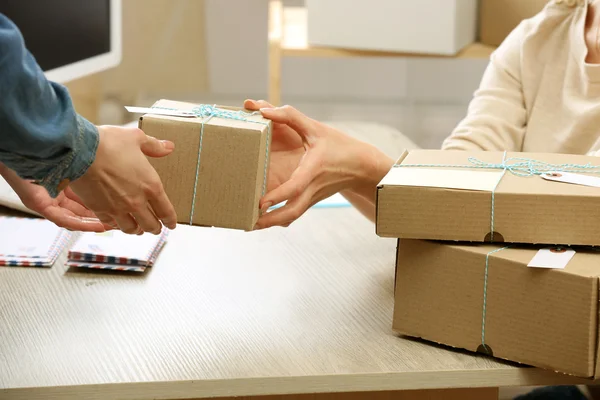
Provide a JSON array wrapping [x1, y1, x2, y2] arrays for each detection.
[[0, 0, 111, 72]]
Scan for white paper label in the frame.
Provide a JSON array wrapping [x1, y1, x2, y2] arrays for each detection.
[[541, 171, 600, 188], [125, 106, 197, 118], [379, 167, 505, 192], [527, 247, 575, 269]]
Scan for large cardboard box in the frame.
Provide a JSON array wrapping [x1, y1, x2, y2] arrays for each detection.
[[306, 0, 478, 55], [138, 100, 272, 231], [393, 239, 600, 378], [376, 149, 600, 246], [479, 0, 549, 46]]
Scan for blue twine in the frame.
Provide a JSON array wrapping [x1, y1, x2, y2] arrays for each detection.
[[152, 104, 271, 225], [481, 245, 511, 354], [394, 151, 600, 242]]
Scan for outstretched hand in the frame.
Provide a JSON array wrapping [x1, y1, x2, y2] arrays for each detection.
[[69, 125, 178, 235], [0, 164, 107, 232], [244, 99, 388, 229]]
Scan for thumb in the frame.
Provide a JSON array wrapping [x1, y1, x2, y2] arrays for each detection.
[[141, 136, 175, 158]]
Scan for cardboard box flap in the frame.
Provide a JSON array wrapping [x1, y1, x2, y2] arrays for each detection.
[[381, 149, 600, 196], [146, 99, 270, 132]]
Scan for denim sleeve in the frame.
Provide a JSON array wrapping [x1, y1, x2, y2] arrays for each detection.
[[0, 13, 98, 198]]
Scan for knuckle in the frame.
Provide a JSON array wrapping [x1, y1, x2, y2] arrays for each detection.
[[145, 180, 164, 197], [124, 197, 144, 212]]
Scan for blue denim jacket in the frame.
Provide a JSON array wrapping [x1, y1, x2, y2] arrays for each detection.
[[0, 13, 98, 197]]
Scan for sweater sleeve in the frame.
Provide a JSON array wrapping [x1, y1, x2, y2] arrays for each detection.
[[442, 22, 528, 152]]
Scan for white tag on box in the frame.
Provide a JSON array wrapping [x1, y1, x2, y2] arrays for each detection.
[[527, 247, 576, 269], [541, 171, 600, 188], [125, 106, 197, 118]]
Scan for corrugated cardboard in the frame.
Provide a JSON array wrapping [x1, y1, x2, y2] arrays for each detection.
[[376, 149, 600, 246], [393, 239, 600, 378], [138, 100, 272, 231], [479, 0, 549, 46]]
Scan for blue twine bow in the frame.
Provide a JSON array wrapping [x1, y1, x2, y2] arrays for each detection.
[[394, 151, 600, 241], [152, 104, 271, 225]]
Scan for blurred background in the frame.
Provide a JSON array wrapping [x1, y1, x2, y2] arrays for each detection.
[[67, 0, 546, 153]]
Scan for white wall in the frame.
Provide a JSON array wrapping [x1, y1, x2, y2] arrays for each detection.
[[203, 0, 490, 149]]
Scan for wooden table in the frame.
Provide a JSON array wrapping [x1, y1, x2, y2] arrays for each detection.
[[0, 207, 586, 400]]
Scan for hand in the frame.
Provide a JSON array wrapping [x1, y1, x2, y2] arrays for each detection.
[[244, 100, 393, 229], [0, 164, 106, 232], [69, 125, 178, 235]]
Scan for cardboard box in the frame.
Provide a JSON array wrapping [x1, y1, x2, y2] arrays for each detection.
[[306, 0, 478, 55], [138, 100, 272, 231], [479, 0, 549, 47], [393, 239, 600, 378], [376, 149, 600, 246]]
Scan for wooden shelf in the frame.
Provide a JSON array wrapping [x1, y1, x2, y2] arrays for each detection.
[[267, 0, 496, 105], [280, 6, 495, 59]]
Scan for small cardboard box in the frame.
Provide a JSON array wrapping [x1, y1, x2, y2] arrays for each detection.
[[376, 149, 600, 246], [306, 0, 478, 55], [393, 239, 600, 378], [479, 0, 549, 47], [138, 100, 272, 231]]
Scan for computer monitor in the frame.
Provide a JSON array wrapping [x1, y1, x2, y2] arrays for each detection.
[[0, 0, 122, 84], [0, 0, 122, 214]]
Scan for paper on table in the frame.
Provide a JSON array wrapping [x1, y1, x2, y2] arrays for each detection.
[[269, 193, 351, 210], [69, 228, 169, 265], [0, 177, 38, 216], [528, 247, 576, 269], [0, 217, 65, 258], [379, 167, 505, 192]]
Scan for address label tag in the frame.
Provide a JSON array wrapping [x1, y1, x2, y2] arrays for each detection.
[[541, 171, 600, 188], [528, 247, 575, 269], [125, 106, 197, 118]]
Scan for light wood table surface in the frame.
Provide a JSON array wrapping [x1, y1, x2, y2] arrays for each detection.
[[0, 207, 587, 400]]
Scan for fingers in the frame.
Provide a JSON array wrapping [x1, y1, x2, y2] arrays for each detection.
[[114, 214, 142, 235], [244, 99, 274, 111], [259, 105, 315, 141], [148, 189, 177, 230], [140, 135, 175, 158], [59, 196, 99, 220], [259, 151, 320, 210], [95, 212, 119, 231], [43, 208, 106, 233], [255, 188, 314, 229], [131, 206, 162, 235]]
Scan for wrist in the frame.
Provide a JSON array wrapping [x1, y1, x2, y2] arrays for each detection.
[[346, 142, 395, 201]]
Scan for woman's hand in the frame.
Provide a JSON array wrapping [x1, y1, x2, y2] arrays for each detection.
[[244, 100, 394, 229], [0, 164, 107, 232], [69, 126, 178, 235]]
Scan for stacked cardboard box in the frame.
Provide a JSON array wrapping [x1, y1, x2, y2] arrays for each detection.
[[376, 149, 600, 378]]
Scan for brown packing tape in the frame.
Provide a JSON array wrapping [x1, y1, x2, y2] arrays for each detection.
[[394, 239, 600, 378]]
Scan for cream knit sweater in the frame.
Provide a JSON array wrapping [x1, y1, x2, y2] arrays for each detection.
[[442, 0, 600, 156]]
